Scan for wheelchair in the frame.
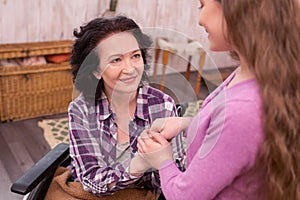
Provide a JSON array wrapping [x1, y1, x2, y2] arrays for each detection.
[[11, 104, 186, 200]]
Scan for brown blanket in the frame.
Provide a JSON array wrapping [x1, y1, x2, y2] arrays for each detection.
[[45, 167, 160, 200]]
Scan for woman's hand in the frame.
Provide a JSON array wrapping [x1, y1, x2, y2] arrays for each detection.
[[129, 154, 151, 177], [150, 117, 191, 140], [137, 130, 173, 169]]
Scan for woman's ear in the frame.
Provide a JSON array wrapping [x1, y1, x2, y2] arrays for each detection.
[[93, 70, 102, 80]]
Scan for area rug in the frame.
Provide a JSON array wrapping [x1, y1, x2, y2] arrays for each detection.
[[38, 118, 69, 148], [38, 100, 203, 149]]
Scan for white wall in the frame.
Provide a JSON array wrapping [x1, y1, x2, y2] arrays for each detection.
[[0, 0, 236, 70], [0, 0, 109, 43]]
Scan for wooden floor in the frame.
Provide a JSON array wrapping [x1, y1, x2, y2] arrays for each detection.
[[0, 69, 233, 199]]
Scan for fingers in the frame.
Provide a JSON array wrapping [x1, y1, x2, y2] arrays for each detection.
[[150, 132, 169, 145], [137, 136, 146, 153], [139, 129, 160, 140], [139, 129, 150, 139], [138, 131, 170, 155], [150, 118, 167, 132], [148, 130, 159, 138], [138, 134, 158, 154]]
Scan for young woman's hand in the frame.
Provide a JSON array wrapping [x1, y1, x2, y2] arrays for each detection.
[[149, 117, 191, 140], [137, 130, 173, 169]]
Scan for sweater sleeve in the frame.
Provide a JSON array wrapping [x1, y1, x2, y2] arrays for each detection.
[[158, 100, 263, 200]]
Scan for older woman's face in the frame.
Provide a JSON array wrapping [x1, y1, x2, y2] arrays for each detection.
[[94, 32, 144, 96]]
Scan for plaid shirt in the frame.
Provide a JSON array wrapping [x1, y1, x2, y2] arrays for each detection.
[[68, 85, 185, 197]]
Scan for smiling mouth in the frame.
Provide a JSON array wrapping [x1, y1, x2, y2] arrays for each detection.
[[120, 76, 137, 83]]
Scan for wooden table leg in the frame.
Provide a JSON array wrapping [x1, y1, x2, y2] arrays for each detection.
[[185, 55, 192, 81], [159, 49, 170, 91], [152, 48, 160, 81], [194, 52, 206, 96]]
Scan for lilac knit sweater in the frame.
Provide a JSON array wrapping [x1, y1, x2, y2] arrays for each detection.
[[159, 73, 264, 200]]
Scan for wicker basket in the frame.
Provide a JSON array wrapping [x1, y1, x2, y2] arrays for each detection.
[[0, 40, 74, 121]]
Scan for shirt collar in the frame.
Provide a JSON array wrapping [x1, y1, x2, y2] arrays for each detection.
[[135, 85, 149, 121], [96, 85, 149, 121], [96, 93, 113, 120]]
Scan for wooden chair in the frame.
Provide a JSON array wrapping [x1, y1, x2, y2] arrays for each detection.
[[152, 37, 206, 96]]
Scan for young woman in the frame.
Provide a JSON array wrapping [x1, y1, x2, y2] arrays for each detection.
[[137, 0, 300, 199], [64, 16, 185, 199]]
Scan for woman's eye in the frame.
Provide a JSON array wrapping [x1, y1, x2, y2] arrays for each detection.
[[132, 53, 141, 59], [111, 58, 121, 63]]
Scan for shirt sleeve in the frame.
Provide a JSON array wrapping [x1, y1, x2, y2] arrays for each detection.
[[158, 101, 263, 200], [146, 95, 186, 188], [68, 101, 140, 196], [169, 103, 186, 171]]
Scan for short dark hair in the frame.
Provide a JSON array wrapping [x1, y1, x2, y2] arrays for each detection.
[[70, 15, 153, 103]]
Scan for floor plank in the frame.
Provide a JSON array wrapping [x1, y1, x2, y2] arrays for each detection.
[[0, 131, 24, 182], [8, 141, 35, 173], [0, 160, 23, 200], [17, 120, 51, 162]]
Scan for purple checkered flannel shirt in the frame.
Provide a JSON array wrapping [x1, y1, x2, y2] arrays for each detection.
[[68, 84, 185, 197]]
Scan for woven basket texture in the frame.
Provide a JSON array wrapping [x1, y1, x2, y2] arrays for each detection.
[[0, 40, 73, 121]]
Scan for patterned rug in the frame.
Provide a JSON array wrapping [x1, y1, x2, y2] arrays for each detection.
[[38, 118, 69, 148], [38, 100, 203, 148]]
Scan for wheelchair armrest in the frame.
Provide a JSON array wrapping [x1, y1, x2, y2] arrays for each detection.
[[11, 143, 70, 195], [176, 103, 187, 117]]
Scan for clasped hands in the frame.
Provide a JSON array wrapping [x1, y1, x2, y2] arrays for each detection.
[[129, 117, 186, 174], [129, 129, 173, 175]]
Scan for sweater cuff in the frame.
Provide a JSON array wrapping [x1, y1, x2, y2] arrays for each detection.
[[159, 159, 175, 170]]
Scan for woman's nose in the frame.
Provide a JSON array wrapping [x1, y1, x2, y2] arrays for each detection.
[[198, 14, 203, 27], [198, 7, 205, 27], [122, 58, 135, 73]]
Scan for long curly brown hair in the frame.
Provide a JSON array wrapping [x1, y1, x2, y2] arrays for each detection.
[[218, 0, 300, 199]]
